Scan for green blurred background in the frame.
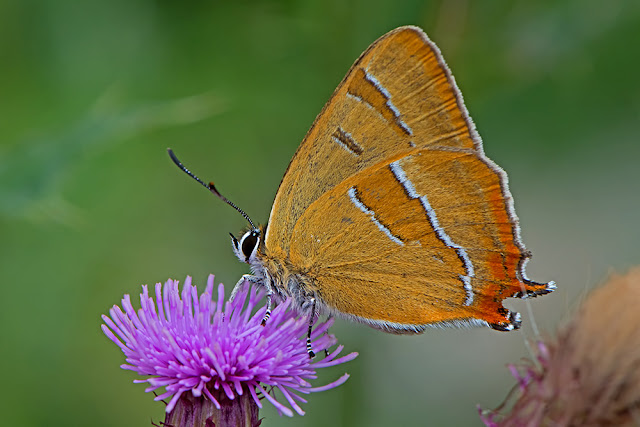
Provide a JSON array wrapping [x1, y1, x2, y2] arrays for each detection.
[[2, 0, 639, 425]]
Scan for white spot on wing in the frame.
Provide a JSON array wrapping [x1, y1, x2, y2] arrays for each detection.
[[389, 159, 475, 305], [348, 187, 404, 246]]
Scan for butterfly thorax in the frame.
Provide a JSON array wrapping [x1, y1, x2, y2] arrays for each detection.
[[252, 248, 318, 314]]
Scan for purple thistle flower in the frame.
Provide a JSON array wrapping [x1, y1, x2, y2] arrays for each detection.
[[101, 275, 357, 418]]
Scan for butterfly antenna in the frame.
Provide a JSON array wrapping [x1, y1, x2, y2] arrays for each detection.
[[167, 148, 258, 230], [207, 182, 257, 230]]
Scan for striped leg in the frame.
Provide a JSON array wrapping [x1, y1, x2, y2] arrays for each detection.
[[306, 297, 317, 358], [261, 291, 273, 326]]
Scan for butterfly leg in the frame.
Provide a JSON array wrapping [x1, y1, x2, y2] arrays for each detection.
[[306, 297, 317, 358], [232, 275, 275, 327], [230, 274, 260, 302], [261, 291, 274, 326]]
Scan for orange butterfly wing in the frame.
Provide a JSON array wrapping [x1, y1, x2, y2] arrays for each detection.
[[264, 26, 553, 331], [265, 26, 476, 256]]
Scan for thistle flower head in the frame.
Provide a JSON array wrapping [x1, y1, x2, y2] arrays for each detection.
[[481, 267, 640, 426], [102, 275, 357, 417]]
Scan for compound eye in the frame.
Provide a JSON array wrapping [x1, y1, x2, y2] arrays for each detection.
[[240, 230, 260, 261]]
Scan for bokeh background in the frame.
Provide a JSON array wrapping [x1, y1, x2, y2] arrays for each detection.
[[2, 1, 639, 425]]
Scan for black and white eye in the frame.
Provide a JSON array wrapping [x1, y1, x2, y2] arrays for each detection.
[[240, 230, 260, 260], [231, 229, 260, 264]]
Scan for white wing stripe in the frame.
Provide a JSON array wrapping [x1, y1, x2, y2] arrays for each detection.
[[348, 186, 404, 246], [390, 159, 474, 305]]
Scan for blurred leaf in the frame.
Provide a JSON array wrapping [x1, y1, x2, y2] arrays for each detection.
[[0, 90, 224, 224]]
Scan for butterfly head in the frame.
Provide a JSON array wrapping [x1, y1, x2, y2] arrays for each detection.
[[230, 228, 261, 264]]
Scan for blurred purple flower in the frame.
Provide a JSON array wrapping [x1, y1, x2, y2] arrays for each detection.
[[480, 267, 640, 426], [101, 275, 357, 417]]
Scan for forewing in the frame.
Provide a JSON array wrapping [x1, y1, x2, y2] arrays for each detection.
[[265, 26, 480, 257]]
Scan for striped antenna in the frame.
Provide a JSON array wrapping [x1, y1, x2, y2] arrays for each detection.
[[167, 148, 257, 230]]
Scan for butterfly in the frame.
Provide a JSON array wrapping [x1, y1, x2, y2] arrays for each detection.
[[169, 26, 555, 357]]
